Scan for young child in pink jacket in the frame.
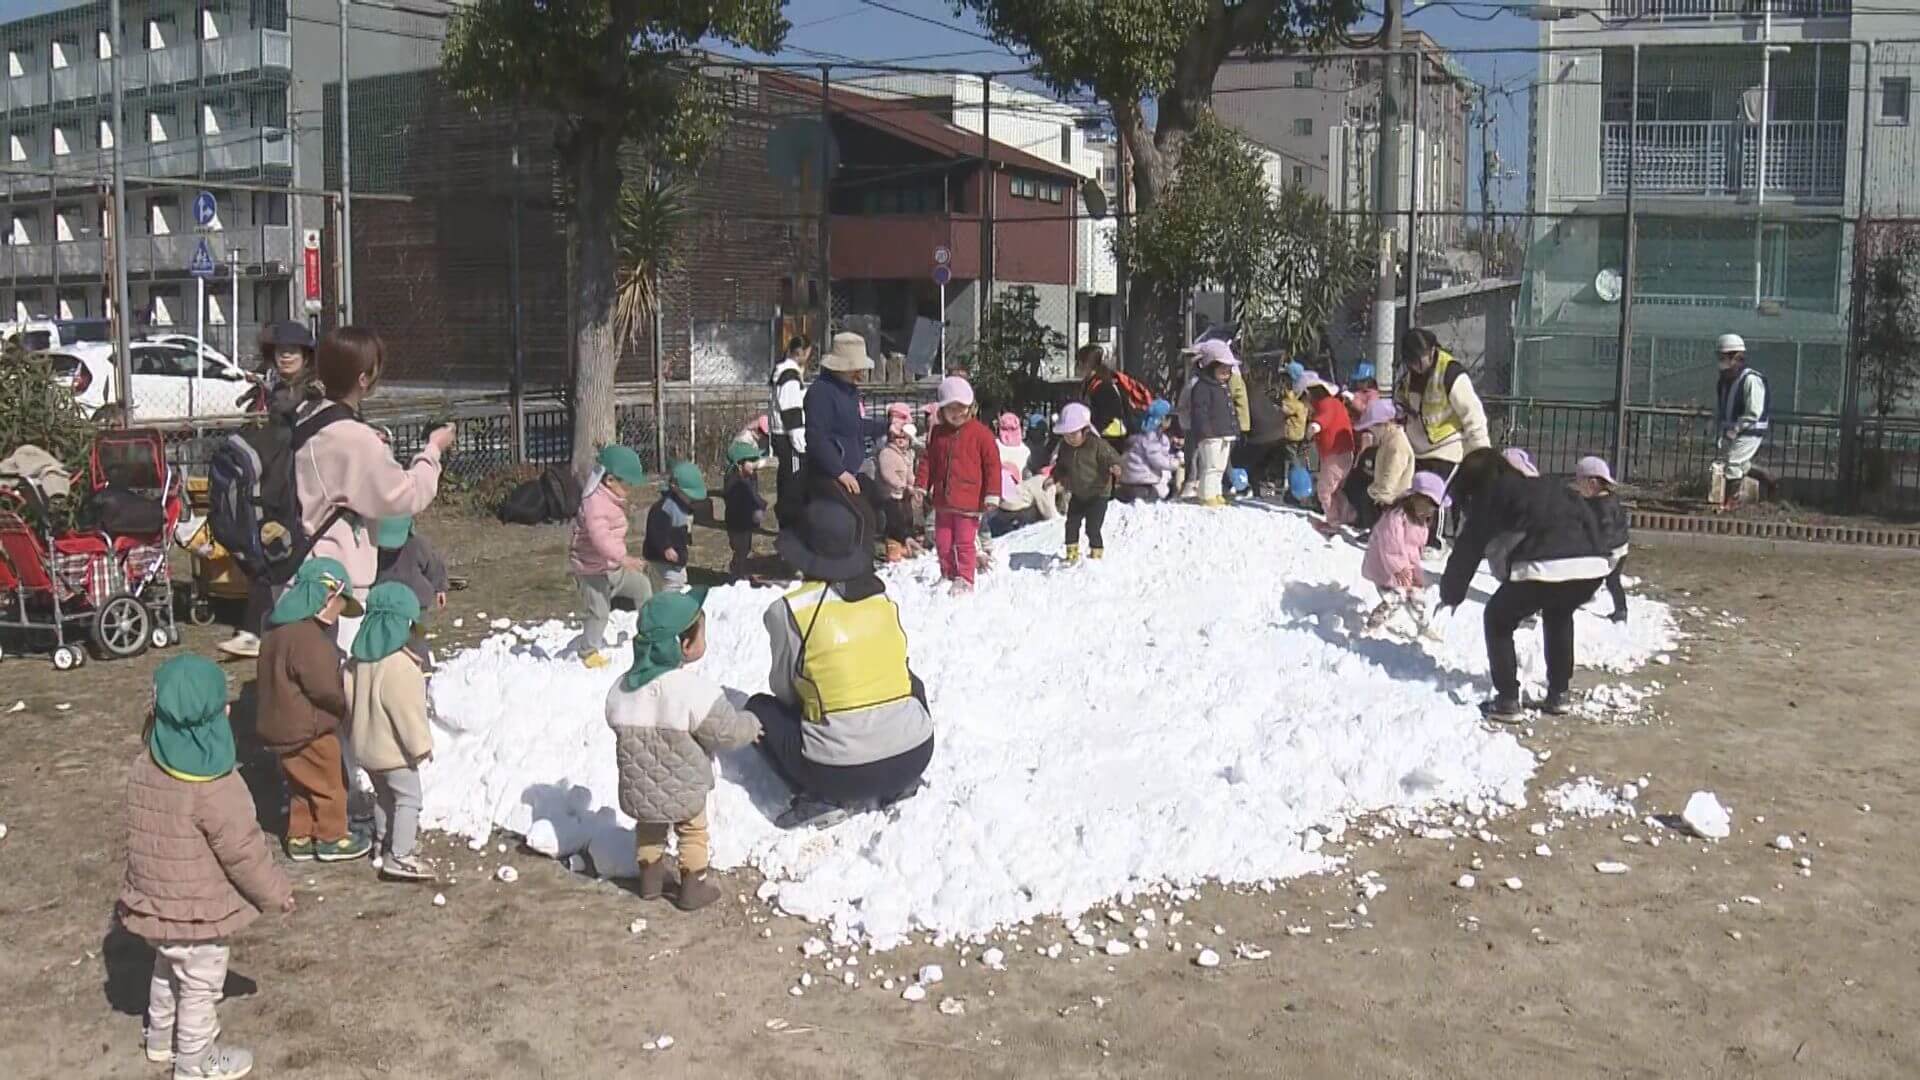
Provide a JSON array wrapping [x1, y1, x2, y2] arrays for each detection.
[[1360, 471, 1446, 634], [874, 421, 920, 562], [571, 445, 653, 669]]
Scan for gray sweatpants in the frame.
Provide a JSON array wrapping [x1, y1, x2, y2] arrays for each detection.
[[575, 568, 653, 653], [370, 766, 423, 859]]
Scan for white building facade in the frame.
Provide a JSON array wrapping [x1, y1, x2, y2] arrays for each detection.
[[1521, 0, 1915, 413]]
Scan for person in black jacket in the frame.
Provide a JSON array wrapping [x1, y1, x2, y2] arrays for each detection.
[[1076, 344, 1134, 452], [644, 461, 707, 592], [1574, 455, 1631, 623], [1439, 448, 1611, 720]]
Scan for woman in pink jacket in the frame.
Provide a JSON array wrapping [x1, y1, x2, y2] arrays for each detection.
[[293, 328, 453, 627], [570, 445, 653, 668]]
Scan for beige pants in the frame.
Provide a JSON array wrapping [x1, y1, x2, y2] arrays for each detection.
[[147, 941, 229, 1059], [1195, 438, 1235, 500], [636, 811, 711, 874]]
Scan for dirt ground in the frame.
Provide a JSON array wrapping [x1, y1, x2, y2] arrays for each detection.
[[1, 510, 1916, 1080]]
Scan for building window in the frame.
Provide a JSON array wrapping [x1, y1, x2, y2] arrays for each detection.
[[1883, 78, 1911, 124], [1294, 70, 1313, 88], [1292, 118, 1314, 138], [1292, 165, 1306, 186]]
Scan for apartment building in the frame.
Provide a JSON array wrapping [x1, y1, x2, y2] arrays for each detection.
[[1519, 0, 1914, 412], [1214, 31, 1473, 256], [1, 0, 298, 354]]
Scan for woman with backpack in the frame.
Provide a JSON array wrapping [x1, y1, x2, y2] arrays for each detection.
[[292, 328, 454, 640], [1077, 344, 1144, 453]]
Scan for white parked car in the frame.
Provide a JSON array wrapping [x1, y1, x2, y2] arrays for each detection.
[[40, 342, 258, 421], [142, 334, 237, 372]]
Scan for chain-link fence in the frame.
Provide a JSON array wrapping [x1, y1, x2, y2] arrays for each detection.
[[7, 6, 1920, 512]]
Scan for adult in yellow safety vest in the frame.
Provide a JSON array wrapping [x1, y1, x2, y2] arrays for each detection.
[[748, 490, 934, 829], [1394, 327, 1492, 479]]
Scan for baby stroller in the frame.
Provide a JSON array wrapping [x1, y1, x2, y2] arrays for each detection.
[[178, 474, 250, 626], [0, 430, 185, 669]]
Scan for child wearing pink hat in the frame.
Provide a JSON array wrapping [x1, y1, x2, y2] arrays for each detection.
[[1361, 471, 1447, 634], [913, 376, 1001, 592], [1574, 455, 1630, 622], [1049, 403, 1123, 563]]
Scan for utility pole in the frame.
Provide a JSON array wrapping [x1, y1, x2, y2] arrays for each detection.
[[1478, 92, 1495, 275], [979, 75, 995, 335], [1370, 0, 1405, 386], [339, 0, 354, 324], [108, 0, 134, 414]]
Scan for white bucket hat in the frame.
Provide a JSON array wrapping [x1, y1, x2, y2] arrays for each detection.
[[1716, 333, 1746, 355], [821, 331, 874, 373]]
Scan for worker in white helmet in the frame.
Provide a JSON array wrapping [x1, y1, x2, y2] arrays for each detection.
[[1713, 333, 1769, 507]]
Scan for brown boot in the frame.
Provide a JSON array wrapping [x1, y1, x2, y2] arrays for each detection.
[[637, 857, 677, 901], [674, 868, 722, 911]]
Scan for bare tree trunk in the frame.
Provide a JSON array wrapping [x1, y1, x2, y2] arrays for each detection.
[[568, 130, 622, 474], [1115, 98, 1190, 386]]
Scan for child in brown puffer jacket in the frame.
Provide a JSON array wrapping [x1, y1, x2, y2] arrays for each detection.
[[119, 656, 294, 1079]]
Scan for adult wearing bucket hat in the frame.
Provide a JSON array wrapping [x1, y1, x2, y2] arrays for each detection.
[[753, 495, 934, 829], [803, 331, 891, 508]]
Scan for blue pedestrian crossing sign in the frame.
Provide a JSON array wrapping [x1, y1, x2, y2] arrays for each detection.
[[189, 238, 217, 278], [192, 190, 217, 227]]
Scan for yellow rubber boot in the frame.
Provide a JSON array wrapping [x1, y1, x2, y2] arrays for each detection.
[[582, 651, 611, 670], [1065, 544, 1080, 565], [1089, 547, 1104, 560]]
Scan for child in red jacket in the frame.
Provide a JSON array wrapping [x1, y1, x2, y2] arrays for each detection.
[[914, 376, 1001, 594], [1306, 375, 1357, 531]]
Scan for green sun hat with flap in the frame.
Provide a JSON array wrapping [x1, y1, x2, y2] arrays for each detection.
[[667, 460, 707, 500], [351, 581, 423, 663], [269, 556, 363, 624], [621, 586, 709, 692], [726, 439, 765, 466], [597, 444, 648, 486], [148, 655, 235, 781], [375, 515, 413, 550]]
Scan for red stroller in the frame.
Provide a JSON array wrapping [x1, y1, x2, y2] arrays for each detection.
[[0, 430, 184, 669]]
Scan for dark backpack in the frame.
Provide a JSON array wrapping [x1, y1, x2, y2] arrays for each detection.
[[496, 478, 548, 525], [82, 486, 167, 537], [207, 402, 352, 584], [539, 466, 582, 520]]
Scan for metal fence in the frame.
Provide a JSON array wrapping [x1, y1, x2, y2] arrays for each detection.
[[11, 7, 1920, 516]]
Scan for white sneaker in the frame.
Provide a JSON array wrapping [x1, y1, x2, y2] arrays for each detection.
[[174, 1042, 253, 1080], [215, 632, 259, 659]]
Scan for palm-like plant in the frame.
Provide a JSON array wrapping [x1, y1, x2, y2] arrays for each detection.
[[611, 173, 691, 360]]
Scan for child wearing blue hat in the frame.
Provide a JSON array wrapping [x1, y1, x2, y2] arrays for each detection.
[[1117, 399, 1177, 503]]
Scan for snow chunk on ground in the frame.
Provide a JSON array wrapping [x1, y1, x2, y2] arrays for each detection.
[[1546, 777, 1639, 819], [421, 502, 1677, 946]]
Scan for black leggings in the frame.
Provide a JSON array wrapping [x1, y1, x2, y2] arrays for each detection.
[[1484, 578, 1604, 700], [1066, 496, 1109, 549], [1605, 559, 1628, 615]]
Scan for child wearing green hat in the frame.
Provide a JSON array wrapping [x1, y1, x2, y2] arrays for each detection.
[[570, 444, 654, 670], [606, 587, 761, 911], [373, 515, 448, 622], [347, 582, 436, 882], [119, 656, 293, 1078], [722, 441, 768, 579], [256, 557, 370, 863], [643, 460, 707, 593]]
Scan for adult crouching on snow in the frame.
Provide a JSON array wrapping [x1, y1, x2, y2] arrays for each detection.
[[750, 495, 935, 829], [804, 332, 892, 512], [1438, 448, 1610, 722], [1394, 328, 1491, 479]]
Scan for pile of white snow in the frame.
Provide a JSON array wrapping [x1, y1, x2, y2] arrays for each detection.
[[421, 502, 1677, 946]]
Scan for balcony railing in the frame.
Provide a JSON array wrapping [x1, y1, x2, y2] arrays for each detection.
[[0, 237, 103, 279], [1602, 120, 1845, 200], [125, 226, 295, 277], [5, 73, 48, 111], [1606, 0, 1850, 18], [18, 29, 296, 105], [130, 128, 293, 178]]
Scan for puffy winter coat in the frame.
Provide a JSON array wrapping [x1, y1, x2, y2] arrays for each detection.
[[1186, 378, 1240, 440], [805, 372, 889, 481], [569, 483, 631, 576], [1586, 492, 1630, 565], [915, 419, 1002, 515], [1361, 505, 1432, 592], [375, 534, 448, 615], [1441, 471, 1608, 607], [876, 444, 916, 500], [254, 617, 347, 753], [1053, 436, 1121, 500], [1228, 370, 1252, 434], [293, 402, 444, 596], [1280, 391, 1310, 442], [1310, 395, 1356, 457], [608, 667, 762, 824], [1120, 431, 1176, 488], [1366, 423, 1416, 507], [1246, 384, 1287, 446], [118, 754, 292, 944]]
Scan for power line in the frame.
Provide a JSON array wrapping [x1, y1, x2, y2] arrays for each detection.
[[852, 0, 1010, 47]]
